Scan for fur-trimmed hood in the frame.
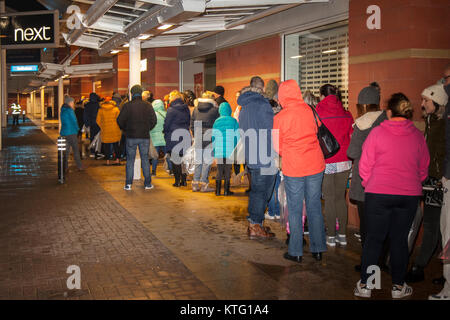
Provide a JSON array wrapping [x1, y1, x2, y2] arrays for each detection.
[[239, 86, 269, 99], [354, 111, 383, 130], [197, 98, 218, 111]]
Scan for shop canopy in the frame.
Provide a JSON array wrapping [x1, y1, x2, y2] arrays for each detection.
[[62, 0, 329, 55]]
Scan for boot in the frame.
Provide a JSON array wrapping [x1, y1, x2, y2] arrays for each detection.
[[247, 223, 275, 240], [173, 170, 181, 187], [224, 179, 234, 196], [215, 180, 222, 196], [200, 182, 215, 193], [180, 174, 187, 186], [405, 265, 425, 283], [192, 181, 201, 192]]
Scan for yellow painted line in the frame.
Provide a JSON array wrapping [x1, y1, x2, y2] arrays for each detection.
[[155, 56, 177, 61]]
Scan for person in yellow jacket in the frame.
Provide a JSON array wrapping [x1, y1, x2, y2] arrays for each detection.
[[96, 98, 122, 166]]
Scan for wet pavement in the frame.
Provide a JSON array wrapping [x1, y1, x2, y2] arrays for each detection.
[[0, 119, 445, 300]]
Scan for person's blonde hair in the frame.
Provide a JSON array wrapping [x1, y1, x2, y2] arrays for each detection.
[[169, 90, 183, 102], [201, 91, 215, 99]]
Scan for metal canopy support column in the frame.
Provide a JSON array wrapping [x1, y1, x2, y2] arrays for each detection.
[[41, 88, 45, 122], [129, 38, 142, 181], [58, 79, 64, 131]]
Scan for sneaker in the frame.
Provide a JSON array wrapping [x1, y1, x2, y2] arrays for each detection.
[[354, 232, 361, 238], [124, 184, 132, 191], [336, 234, 347, 246], [265, 213, 275, 220], [192, 182, 201, 192], [145, 185, 154, 190], [391, 283, 413, 299], [275, 214, 281, 220], [428, 292, 450, 300], [326, 236, 336, 247], [304, 224, 309, 235], [354, 280, 371, 298]]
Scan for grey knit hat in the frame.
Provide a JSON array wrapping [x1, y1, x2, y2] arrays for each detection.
[[358, 86, 380, 105], [265, 80, 279, 100], [64, 95, 74, 105]]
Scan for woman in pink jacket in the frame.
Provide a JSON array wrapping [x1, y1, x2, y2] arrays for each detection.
[[316, 84, 354, 247], [354, 93, 430, 299]]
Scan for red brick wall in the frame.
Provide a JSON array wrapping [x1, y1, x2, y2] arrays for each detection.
[[348, 0, 450, 120], [113, 52, 130, 95], [216, 36, 281, 110], [141, 47, 179, 100]]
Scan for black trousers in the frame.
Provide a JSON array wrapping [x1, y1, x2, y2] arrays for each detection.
[[361, 193, 419, 285], [413, 204, 442, 268], [216, 162, 232, 180]]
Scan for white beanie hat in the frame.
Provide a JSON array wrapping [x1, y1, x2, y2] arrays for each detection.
[[421, 84, 448, 106]]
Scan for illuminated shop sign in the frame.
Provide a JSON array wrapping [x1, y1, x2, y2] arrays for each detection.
[[11, 65, 39, 72], [0, 10, 59, 49]]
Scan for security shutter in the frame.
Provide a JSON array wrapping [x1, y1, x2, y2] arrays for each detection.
[[286, 26, 349, 109]]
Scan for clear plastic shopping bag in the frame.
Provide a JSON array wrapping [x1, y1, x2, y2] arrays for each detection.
[[89, 132, 102, 153], [181, 146, 195, 175]]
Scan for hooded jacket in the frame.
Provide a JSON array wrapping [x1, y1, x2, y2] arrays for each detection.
[[273, 80, 325, 177], [359, 119, 430, 196], [316, 95, 354, 164], [60, 104, 79, 136], [150, 100, 167, 147], [163, 98, 191, 152], [117, 96, 157, 139], [424, 108, 445, 179], [190, 98, 220, 149], [84, 93, 101, 135], [237, 87, 274, 169], [347, 110, 388, 202], [212, 102, 240, 159], [443, 84, 450, 179], [96, 101, 121, 143]]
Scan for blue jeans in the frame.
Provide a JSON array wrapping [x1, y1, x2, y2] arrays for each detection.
[[247, 168, 276, 225], [126, 138, 151, 187], [151, 146, 167, 173], [268, 171, 281, 217], [285, 171, 327, 257], [193, 148, 213, 183]]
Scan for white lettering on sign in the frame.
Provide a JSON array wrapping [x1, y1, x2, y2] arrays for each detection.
[[66, 5, 81, 30], [366, 5, 381, 30], [14, 26, 52, 42]]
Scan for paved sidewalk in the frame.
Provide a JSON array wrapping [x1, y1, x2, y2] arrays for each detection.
[[0, 123, 215, 300]]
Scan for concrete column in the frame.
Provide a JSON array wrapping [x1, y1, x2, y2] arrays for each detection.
[[40, 88, 45, 122], [58, 78, 64, 131], [129, 38, 142, 181], [30, 92, 34, 118]]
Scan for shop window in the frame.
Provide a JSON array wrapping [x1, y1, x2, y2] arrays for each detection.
[[284, 25, 349, 108]]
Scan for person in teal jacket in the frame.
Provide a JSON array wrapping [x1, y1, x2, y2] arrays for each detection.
[[60, 96, 84, 170], [150, 99, 170, 175], [212, 102, 240, 196]]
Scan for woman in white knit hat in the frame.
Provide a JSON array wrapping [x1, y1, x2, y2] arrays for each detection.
[[406, 83, 447, 285]]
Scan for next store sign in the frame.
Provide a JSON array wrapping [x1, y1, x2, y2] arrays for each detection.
[[0, 10, 59, 49]]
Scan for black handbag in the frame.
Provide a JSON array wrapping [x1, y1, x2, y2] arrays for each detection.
[[309, 105, 340, 159], [422, 177, 444, 207]]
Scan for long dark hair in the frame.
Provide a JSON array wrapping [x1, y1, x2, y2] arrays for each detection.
[[387, 93, 413, 119], [319, 84, 342, 102]]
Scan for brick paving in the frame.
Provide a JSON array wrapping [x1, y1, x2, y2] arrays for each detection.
[[0, 123, 216, 300]]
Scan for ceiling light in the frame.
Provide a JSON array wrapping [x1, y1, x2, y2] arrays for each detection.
[[123, 43, 129, 48], [138, 34, 151, 40], [290, 55, 303, 59], [110, 50, 120, 54], [322, 49, 337, 54], [157, 24, 173, 30]]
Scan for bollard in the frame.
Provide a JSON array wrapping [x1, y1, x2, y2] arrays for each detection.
[[57, 136, 67, 184]]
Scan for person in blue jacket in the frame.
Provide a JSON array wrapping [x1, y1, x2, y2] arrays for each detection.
[[60, 96, 84, 170], [238, 76, 277, 239], [212, 102, 240, 196]]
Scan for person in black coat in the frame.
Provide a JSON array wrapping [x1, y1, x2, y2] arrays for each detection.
[[213, 85, 227, 106], [190, 92, 220, 192], [164, 91, 191, 187], [117, 85, 157, 190], [84, 93, 101, 157]]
